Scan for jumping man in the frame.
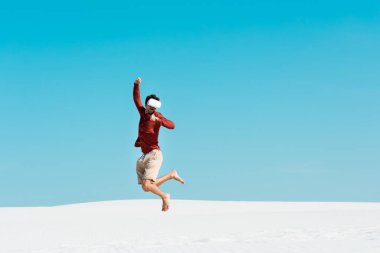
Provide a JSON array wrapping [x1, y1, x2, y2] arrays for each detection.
[[133, 77, 185, 212]]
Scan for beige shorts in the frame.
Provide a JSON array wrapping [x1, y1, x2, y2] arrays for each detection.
[[136, 149, 163, 184]]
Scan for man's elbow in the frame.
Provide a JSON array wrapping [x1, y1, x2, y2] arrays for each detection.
[[167, 122, 175, 129], [161, 118, 175, 129]]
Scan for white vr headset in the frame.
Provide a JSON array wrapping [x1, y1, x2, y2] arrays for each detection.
[[147, 98, 161, 109]]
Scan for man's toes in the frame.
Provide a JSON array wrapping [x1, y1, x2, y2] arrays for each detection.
[[176, 174, 185, 184]]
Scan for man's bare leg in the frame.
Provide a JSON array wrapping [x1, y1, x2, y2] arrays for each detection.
[[142, 179, 171, 212], [154, 169, 185, 187]]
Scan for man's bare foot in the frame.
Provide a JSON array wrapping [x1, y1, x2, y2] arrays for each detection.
[[171, 170, 185, 184], [162, 194, 170, 212]]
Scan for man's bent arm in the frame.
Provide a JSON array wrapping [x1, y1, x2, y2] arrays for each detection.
[[157, 114, 175, 129]]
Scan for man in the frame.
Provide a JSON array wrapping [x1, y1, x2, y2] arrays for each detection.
[[133, 77, 185, 212]]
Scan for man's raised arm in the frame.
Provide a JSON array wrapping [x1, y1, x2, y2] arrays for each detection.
[[133, 77, 144, 113]]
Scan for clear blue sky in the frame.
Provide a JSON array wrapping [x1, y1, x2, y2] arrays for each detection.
[[1, 1, 379, 206]]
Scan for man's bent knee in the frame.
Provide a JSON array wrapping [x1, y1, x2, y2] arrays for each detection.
[[142, 180, 152, 192]]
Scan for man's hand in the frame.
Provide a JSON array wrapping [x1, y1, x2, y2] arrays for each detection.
[[150, 114, 162, 124], [134, 77, 142, 85], [150, 114, 157, 121]]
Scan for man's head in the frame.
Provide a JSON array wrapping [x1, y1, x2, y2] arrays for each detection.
[[145, 94, 161, 114]]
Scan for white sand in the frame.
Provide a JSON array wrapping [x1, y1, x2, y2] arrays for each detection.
[[1, 200, 380, 253]]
